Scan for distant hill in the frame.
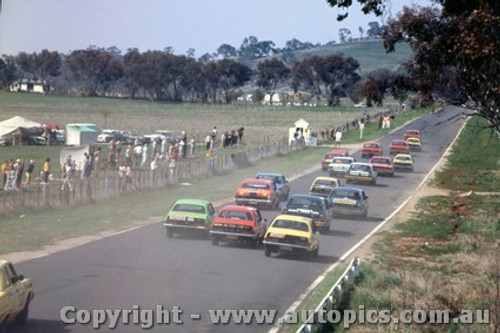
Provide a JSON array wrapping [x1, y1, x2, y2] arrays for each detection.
[[251, 39, 413, 75]]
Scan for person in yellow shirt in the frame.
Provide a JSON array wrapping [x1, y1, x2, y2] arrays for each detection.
[[1, 160, 10, 190], [43, 158, 51, 184]]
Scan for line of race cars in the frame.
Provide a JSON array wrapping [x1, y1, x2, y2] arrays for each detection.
[[163, 129, 422, 261]]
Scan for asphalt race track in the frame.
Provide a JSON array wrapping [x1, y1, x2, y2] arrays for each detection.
[[10, 106, 466, 333]]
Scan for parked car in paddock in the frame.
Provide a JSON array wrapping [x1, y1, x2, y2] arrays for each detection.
[[389, 139, 411, 155], [328, 187, 369, 218], [263, 215, 320, 260], [345, 162, 378, 185], [234, 178, 280, 209], [255, 172, 290, 200], [97, 129, 122, 143], [406, 137, 422, 151], [164, 199, 216, 238], [404, 129, 421, 139], [282, 194, 333, 233], [393, 153, 414, 171], [321, 149, 350, 171], [369, 156, 395, 176], [0, 259, 34, 332], [210, 205, 267, 247], [328, 156, 356, 177], [361, 142, 383, 159], [309, 176, 342, 197]]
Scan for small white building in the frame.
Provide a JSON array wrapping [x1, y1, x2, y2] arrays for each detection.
[[65, 123, 99, 145], [289, 118, 317, 146], [10, 79, 48, 94]]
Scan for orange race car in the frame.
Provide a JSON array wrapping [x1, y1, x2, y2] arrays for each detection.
[[234, 178, 280, 209], [389, 139, 411, 155], [369, 156, 395, 176], [361, 142, 383, 159], [210, 205, 267, 247], [404, 129, 421, 139], [321, 149, 350, 171]]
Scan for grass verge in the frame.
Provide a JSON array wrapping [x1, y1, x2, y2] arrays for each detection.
[[0, 147, 326, 254], [336, 119, 500, 332]]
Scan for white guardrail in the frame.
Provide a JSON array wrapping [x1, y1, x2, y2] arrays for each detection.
[[296, 257, 361, 333]]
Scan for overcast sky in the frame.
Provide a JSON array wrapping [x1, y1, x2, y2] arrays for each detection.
[[0, 0, 434, 57]]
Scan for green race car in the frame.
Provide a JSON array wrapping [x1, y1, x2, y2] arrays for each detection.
[[164, 199, 216, 238]]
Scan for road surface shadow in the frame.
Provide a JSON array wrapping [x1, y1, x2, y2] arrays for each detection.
[[7, 319, 70, 333], [271, 253, 339, 264]]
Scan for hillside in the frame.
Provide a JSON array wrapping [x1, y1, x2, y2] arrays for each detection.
[[252, 39, 413, 75]]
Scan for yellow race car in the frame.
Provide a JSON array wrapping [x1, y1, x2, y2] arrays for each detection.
[[263, 215, 320, 260], [406, 137, 422, 151], [393, 153, 414, 171], [309, 176, 341, 197]]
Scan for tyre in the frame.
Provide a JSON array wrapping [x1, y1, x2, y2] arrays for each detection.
[[264, 246, 271, 257], [166, 228, 173, 238], [249, 238, 258, 248], [211, 237, 219, 246], [16, 297, 30, 324]]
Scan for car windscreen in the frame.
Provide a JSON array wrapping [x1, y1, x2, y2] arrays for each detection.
[[331, 158, 351, 164], [313, 180, 336, 187], [397, 156, 411, 161], [256, 175, 282, 184], [371, 158, 389, 164], [218, 210, 253, 221], [329, 190, 361, 199], [272, 219, 310, 232], [172, 204, 206, 214], [350, 164, 371, 171], [242, 183, 270, 190], [286, 197, 324, 212]]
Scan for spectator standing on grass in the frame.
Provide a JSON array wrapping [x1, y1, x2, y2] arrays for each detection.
[[24, 160, 35, 186], [161, 137, 167, 155], [237, 127, 244, 143], [109, 138, 117, 168], [15, 159, 24, 189], [205, 134, 211, 151], [152, 138, 158, 159], [1, 160, 9, 190], [358, 120, 365, 139], [125, 164, 133, 189], [168, 159, 176, 183], [134, 144, 143, 167], [141, 144, 148, 167], [61, 162, 73, 191], [116, 140, 123, 162], [335, 129, 343, 147], [43, 158, 51, 184], [118, 164, 126, 191], [125, 145, 133, 167], [93, 147, 101, 176], [189, 136, 196, 156]]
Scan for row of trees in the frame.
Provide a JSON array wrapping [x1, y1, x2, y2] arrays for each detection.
[[0, 46, 372, 105]]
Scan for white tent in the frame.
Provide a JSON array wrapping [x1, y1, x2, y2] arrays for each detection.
[[0, 116, 41, 144], [66, 123, 99, 146]]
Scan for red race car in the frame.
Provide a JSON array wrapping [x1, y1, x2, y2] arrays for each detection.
[[210, 205, 267, 247], [234, 178, 280, 209], [369, 156, 395, 176], [389, 139, 411, 155], [404, 129, 421, 139], [361, 142, 383, 159]]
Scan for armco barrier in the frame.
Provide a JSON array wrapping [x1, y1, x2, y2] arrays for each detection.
[[296, 257, 361, 333]]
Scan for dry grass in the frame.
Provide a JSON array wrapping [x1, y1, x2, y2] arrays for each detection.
[[0, 92, 390, 145]]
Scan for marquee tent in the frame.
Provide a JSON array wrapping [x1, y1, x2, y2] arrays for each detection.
[[0, 116, 41, 145]]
